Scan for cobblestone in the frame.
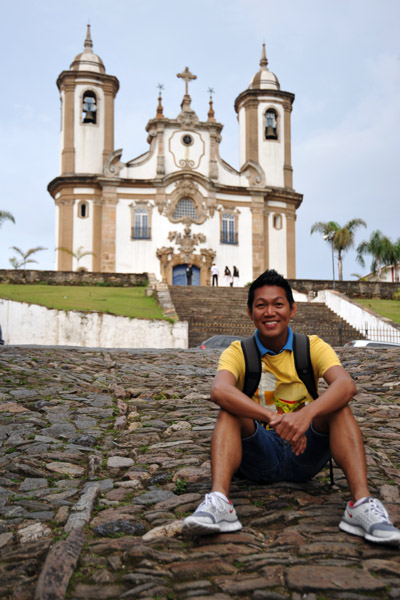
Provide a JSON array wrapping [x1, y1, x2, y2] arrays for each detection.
[[0, 345, 399, 599]]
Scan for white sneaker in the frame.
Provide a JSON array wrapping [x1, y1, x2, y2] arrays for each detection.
[[182, 492, 242, 535], [339, 497, 400, 546]]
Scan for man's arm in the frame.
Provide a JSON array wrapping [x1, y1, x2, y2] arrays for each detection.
[[211, 369, 307, 455], [211, 369, 277, 422], [269, 365, 357, 444]]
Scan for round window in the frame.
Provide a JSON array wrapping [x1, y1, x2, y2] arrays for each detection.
[[182, 134, 193, 146]]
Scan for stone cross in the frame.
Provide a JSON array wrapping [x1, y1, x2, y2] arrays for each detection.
[[177, 67, 197, 96]]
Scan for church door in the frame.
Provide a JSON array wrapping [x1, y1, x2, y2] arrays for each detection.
[[173, 264, 200, 286]]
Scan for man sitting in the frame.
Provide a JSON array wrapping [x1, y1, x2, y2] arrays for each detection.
[[183, 269, 400, 546]]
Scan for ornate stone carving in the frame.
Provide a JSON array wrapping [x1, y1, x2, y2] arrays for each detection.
[[168, 225, 206, 262], [164, 178, 208, 224], [104, 149, 123, 177], [241, 159, 266, 187]]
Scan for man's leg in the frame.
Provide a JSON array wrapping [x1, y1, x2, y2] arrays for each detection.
[[182, 410, 255, 535], [314, 405, 369, 501], [211, 409, 255, 498], [314, 406, 400, 546]]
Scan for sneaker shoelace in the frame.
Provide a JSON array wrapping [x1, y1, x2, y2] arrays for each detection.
[[200, 493, 228, 516], [366, 498, 392, 525]]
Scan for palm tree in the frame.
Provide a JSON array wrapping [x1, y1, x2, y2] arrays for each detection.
[[9, 257, 22, 269], [56, 246, 95, 270], [0, 210, 15, 228], [310, 219, 367, 281], [9, 246, 47, 270], [356, 230, 392, 281], [382, 237, 400, 282]]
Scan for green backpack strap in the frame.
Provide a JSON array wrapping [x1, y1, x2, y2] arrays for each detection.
[[241, 336, 261, 398]]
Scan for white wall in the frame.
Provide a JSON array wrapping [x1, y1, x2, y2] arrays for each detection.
[[258, 101, 284, 187], [74, 84, 105, 174], [315, 290, 400, 343], [0, 299, 188, 349]]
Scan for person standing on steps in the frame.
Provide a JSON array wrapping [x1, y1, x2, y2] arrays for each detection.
[[211, 263, 219, 287], [182, 269, 400, 547], [224, 266, 231, 287], [233, 266, 239, 287], [186, 263, 193, 286]]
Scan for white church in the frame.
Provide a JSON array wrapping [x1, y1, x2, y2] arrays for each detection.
[[48, 26, 303, 286]]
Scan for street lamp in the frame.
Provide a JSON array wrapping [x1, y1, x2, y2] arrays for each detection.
[[323, 231, 336, 289]]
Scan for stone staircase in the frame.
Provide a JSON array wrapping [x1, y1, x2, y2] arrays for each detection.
[[168, 286, 363, 347]]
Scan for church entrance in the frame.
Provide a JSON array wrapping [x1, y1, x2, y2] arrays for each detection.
[[173, 264, 200, 286]]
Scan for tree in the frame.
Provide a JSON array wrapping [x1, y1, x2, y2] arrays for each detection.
[[356, 230, 392, 281], [56, 246, 95, 270], [382, 237, 400, 282], [9, 246, 47, 270], [9, 257, 22, 269], [0, 210, 15, 228], [310, 219, 367, 281]]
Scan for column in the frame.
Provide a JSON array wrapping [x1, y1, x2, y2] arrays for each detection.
[[100, 185, 118, 272]]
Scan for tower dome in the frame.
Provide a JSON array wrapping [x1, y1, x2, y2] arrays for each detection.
[[249, 43, 280, 90], [70, 24, 105, 73]]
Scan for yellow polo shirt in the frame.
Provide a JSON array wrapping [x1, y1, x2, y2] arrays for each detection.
[[218, 336, 341, 414]]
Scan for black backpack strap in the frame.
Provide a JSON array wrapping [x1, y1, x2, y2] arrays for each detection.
[[241, 336, 261, 398], [293, 333, 318, 400]]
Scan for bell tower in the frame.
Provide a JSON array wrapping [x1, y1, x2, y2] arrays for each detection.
[[234, 45, 301, 279], [235, 43, 294, 189], [57, 25, 119, 175]]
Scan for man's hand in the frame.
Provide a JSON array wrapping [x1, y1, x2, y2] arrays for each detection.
[[269, 410, 312, 455]]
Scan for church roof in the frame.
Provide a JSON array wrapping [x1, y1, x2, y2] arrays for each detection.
[[70, 25, 106, 74], [249, 43, 280, 90]]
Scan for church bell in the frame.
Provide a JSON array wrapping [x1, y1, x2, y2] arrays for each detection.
[[265, 125, 277, 139], [83, 110, 96, 124]]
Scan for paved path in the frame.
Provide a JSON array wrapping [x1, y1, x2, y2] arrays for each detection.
[[0, 345, 399, 600]]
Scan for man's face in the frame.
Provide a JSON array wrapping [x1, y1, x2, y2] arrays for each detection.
[[247, 285, 297, 349]]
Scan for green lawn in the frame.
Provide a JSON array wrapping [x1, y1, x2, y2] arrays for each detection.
[[0, 284, 167, 320], [355, 298, 400, 324]]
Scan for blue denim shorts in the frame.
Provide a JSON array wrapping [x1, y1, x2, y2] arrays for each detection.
[[238, 421, 331, 483]]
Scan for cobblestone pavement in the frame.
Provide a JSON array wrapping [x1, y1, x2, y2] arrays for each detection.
[[0, 345, 399, 600]]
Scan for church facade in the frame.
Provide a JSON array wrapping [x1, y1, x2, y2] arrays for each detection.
[[48, 26, 303, 285]]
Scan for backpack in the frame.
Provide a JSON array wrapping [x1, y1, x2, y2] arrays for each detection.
[[241, 333, 317, 400], [240, 332, 334, 484]]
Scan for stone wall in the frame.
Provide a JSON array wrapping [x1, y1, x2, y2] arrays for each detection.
[[289, 279, 399, 299], [0, 270, 398, 299], [0, 270, 148, 287]]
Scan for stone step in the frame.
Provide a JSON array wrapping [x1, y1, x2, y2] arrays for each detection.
[[168, 286, 362, 347]]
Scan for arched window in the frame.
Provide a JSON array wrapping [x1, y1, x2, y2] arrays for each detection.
[[273, 213, 282, 230], [132, 207, 150, 239], [78, 201, 89, 219], [82, 91, 97, 124], [173, 198, 198, 220], [221, 213, 237, 244], [265, 109, 278, 140]]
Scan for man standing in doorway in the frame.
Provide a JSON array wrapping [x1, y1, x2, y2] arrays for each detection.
[[211, 263, 219, 287], [186, 263, 193, 286]]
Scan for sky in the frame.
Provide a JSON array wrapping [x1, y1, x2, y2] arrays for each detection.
[[0, 0, 399, 281]]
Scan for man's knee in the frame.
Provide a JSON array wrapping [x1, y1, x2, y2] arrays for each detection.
[[215, 409, 255, 438], [313, 404, 355, 435]]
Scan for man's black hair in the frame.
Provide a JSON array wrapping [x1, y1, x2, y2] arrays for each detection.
[[247, 269, 294, 310]]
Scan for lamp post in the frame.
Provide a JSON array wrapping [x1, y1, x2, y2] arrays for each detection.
[[323, 231, 336, 289]]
